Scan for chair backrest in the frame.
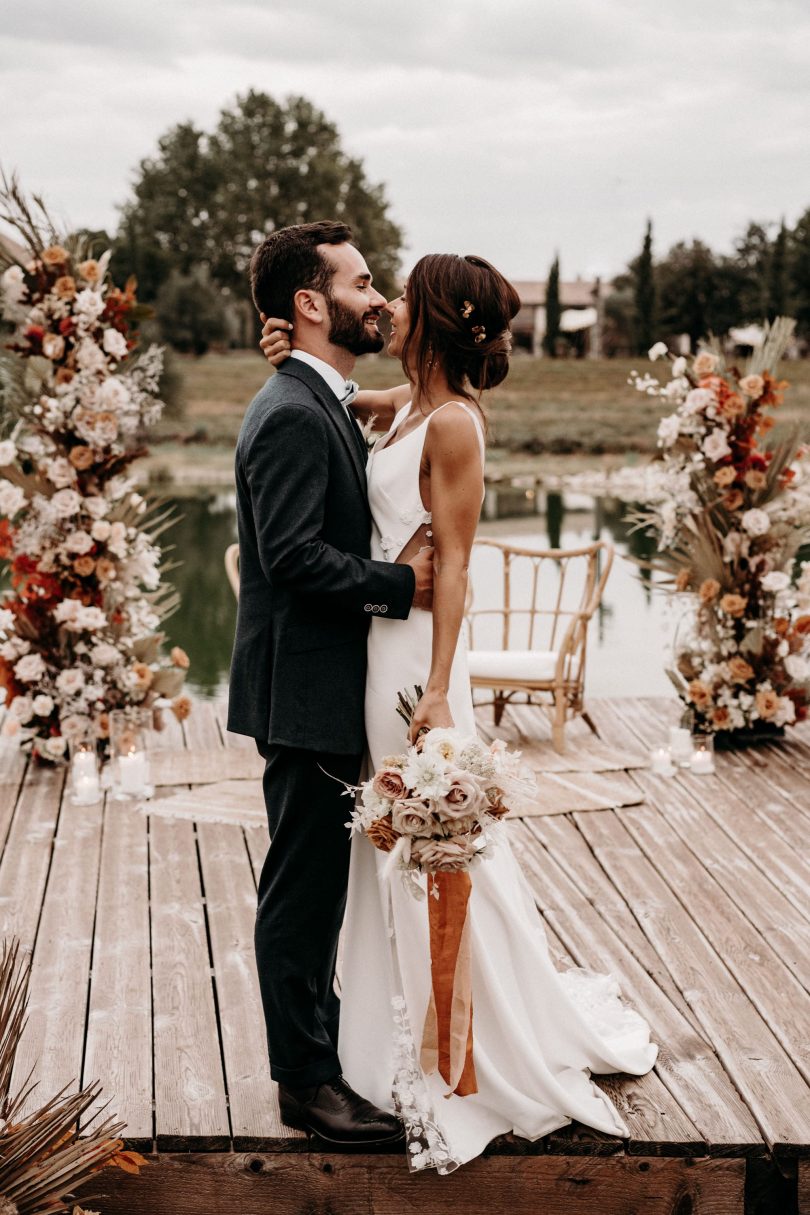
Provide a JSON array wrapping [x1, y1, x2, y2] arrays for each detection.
[[224, 543, 240, 599], [466, 539, 613, 659]]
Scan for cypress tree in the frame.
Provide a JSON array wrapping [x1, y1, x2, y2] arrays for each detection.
[[543, 255, 561, 357], [633, 219, 656, 354], [766, 221, 789, 321]]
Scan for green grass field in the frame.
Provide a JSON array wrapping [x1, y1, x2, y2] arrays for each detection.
[[152, 350, 810, 482]]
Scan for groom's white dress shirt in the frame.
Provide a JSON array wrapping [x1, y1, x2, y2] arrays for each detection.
[[289, 350, 352, 417]]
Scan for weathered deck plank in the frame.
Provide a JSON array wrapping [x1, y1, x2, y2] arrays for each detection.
[[83, 790, 153, 1145], [510, 820, 762, 1153], [186, 703, 302, 1148], [10, 781, 103, 1115], [1, 694, 807, 1214]]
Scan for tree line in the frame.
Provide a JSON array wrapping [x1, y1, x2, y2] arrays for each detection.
[[78, 89, 809, 357], [542, 215, 810, 357]]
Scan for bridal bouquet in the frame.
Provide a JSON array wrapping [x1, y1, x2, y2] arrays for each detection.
[[629, 319, 810, 742], [348, 691, 537, 895], [348, 689, 537, 1099]]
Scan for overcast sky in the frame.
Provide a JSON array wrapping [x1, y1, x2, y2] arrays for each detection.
[[2, 0, 809, 281]]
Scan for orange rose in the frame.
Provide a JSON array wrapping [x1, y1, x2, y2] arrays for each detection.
[[758, 416, 775, 435], [69, 445, 95, 470], [711, 706, 731, 728], [688, 679, 712, 709], [131, 662, 154, 692], [55, 367, 75, 385], [95, 712, 110, 739], [723, 490, 744, 511], [719, 393, 745, 419], [744, 469, 766, 490], [795, 616, 810, 635], [366, 814, 399, 853], [53, 275, 76, 299], [713, 466, 736, 488], [95, 558, 116, 582], [774, 617, 791, 635], [42, 245, 69, 266], [78, 258, 101, 283], [728, 656, 754, 683], [675, 569, 692, 592], [719, 593, 747, 617], [693, 352, 717, 376], [73, 556, 95, 577], [170, 646, 190, 669], [171, 694, 192, 722], [755, 690, 779, 719], [699, 578, 720, 603]]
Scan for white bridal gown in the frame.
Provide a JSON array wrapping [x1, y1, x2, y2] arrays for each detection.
[[338, 402, 657, 1173]]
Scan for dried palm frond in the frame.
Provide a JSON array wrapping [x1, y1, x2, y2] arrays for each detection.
[[0, 941, 128, 1215], [747, 316, 797, 377]]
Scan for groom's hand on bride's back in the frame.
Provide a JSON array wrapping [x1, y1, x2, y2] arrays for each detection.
[[407, 547, 434, 611], [259, 314, 292, 366]]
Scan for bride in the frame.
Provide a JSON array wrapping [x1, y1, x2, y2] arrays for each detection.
[[261, 252, 657, 1172]]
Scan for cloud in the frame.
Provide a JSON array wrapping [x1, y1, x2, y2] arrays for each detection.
[[2, 0, 809, 279]]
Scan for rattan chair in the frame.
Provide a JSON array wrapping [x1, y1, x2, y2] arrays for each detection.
[[465, 538, 614, 752], [225, 543, 240, 599]]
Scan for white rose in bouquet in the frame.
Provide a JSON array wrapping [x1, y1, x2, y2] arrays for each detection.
[[102, 329, 128, 360], [0, 481, 26, 516], [14, 652, 46, 682], [741, 508, 771, 537]]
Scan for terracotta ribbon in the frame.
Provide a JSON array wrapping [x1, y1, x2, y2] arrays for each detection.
[[420, 870, 478, 1097]]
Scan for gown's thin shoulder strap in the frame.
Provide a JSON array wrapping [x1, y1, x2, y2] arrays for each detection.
[[428, 400, 486, 464]]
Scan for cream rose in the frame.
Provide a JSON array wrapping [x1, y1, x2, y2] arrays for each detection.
[[410, 836, 478, 873], [437, 772, 486, 819], [391, 798, 434, 836], [739, 374, 764, 399]]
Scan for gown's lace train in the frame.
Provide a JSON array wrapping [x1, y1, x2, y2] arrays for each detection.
[[338, 403, 658, 1171]]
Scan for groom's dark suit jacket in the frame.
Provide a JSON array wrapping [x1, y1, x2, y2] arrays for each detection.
[[227, 358, 415, 753]]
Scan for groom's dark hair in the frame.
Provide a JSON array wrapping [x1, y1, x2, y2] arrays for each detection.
[[250, 221, 354, 322]]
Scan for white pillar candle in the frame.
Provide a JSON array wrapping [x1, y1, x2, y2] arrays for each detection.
[[71, 750, 100, 803], [690, 746, 715, 775], [649, 746, 675, 776], [119, 749, 149, 795], [668, 726, 693, 766]]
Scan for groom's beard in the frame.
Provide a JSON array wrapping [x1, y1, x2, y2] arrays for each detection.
[[326, 295, 385, 356]]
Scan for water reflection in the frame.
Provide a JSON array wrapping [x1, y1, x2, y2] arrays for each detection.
[[158, 488, 676, 702]]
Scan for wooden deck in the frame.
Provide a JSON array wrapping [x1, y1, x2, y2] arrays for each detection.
[[1, 696, 809, 1214]]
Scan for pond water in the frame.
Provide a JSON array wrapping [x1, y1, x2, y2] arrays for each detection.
[[160, 489, 678, 703]]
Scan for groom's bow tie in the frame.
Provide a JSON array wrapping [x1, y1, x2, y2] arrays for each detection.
[[340, 380, 360, 407]]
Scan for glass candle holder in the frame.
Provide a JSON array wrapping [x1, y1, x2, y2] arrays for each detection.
[[68, 725, 101, 805], [668, 726, 693, 767], [109, 708, 153, 800], [690, 732, 716, 775], [649, 745, 676, 776]]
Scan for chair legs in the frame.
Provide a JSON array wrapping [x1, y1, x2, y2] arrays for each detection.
[[493, 692, 506, 727], [551, 686, 567, 754]]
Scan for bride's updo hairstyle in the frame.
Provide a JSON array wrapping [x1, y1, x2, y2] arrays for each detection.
[[401, 254, 521, 400]]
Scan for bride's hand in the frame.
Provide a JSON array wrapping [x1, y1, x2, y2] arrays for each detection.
[[259, 314, 292, 366], [408, 689, 454, 745]]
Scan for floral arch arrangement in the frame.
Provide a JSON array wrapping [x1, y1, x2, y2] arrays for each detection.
[[631, 320, 810, 743], [0, 176, 190, 760]]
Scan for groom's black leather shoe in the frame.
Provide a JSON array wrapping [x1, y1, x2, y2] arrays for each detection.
[[278, 1075, 404, 1146]]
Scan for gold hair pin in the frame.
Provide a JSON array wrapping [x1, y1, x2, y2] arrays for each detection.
[[460, 300, 474, 319], [472, 325, 486, 344]]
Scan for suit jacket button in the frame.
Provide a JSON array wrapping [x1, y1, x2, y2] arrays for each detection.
[[364, 604, 372, 612], [380, 605, 388, 614], [372, 605, 380, 613]]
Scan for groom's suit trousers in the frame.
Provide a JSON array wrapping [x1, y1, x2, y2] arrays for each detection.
[[254, 739, 363, 1088]]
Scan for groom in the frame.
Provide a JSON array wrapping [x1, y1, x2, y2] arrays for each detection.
[[228, 221, 431, 1145]]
